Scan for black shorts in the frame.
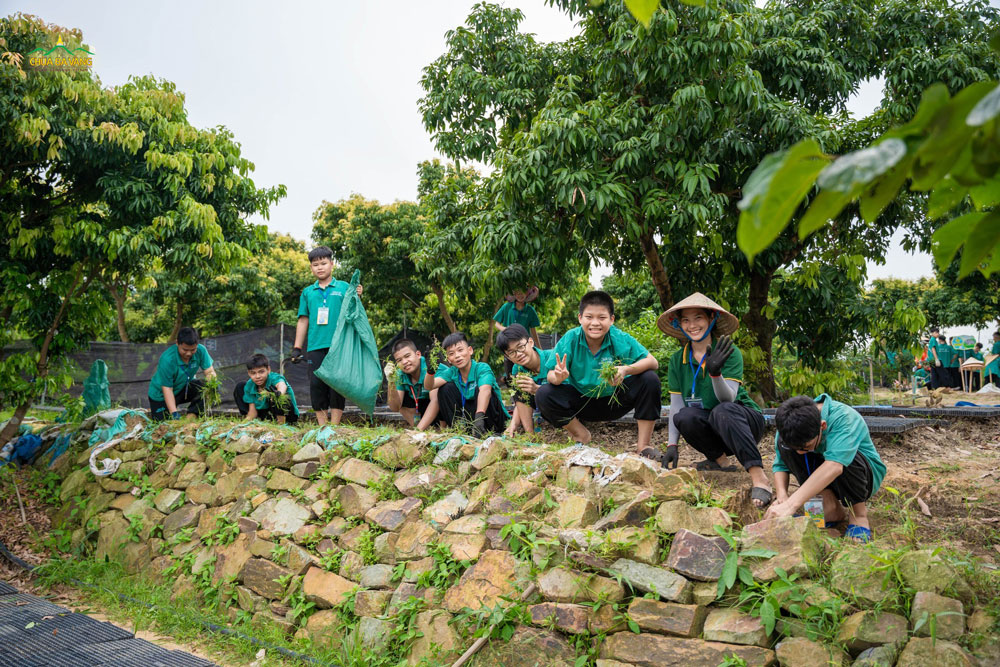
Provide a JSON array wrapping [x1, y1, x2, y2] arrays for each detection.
[[781, 447, 874, 507], [307, 348, 345, 412], [148, 380, 205, 420], [400, 391, 432, 416]]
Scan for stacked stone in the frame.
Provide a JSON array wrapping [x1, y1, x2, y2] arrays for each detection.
[[52, 423, 997, 667]]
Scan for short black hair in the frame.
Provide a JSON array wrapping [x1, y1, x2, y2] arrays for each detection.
[[442, 332, 470, 350], [307, 246, 333, 262], [176, 327, 199, 346], [392, 339, 418, 355], [775, 395, 822, 450], [975, 343, 983, 350], [579, 290, 615, 317], [246, 353, 270, 370], [929, 326, 940, 333], [938, 335, 947, 343], [496, 324, 531, 352]]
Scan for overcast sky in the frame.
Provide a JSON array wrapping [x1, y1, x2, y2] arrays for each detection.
[[9, 1, 948, 288]]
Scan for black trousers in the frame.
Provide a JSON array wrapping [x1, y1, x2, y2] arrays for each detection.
[[233, 385, 299, 424], [307, 348, 345, 412], [781, 447, 873, 507], [436, 382, 506, 434], [674, 402, 766, 470], [149, 380, 205, 421], [930, 366, 946, 389], [535, 370, 661, 427]]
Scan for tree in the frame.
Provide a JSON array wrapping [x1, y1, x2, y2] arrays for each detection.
[[0, 14, 283, 443], [421, 0, 996, 400]]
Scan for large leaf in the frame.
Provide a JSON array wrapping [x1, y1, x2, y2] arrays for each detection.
[[927, 177, 967, 220], [816, 139, 907, 193], [931, 211, 985, 269], [737, 141, 828, 261], [624, 0, 660, 26], [958, 211, 1000, 277], [858, 151, 918, 223], [798, 189, 851, 238], [967, 83, 1000, 127], [912, 81, 996, 190], [885, 84, 950, 140]]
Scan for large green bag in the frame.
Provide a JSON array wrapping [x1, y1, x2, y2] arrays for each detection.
[[82, 359, 111, 416], [315, 270, 382, 415]]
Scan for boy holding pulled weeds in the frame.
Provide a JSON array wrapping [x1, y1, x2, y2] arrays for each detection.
[[766, 394, 886, 543], [384, 339, 439, 431], [235, 354, 299, 424], [423, 332, 509, 436], [496, 323, 557, 435]]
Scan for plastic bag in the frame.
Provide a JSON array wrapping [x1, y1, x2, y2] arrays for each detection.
[[82, 359, 111, 416], [315, 269, 382, 415]]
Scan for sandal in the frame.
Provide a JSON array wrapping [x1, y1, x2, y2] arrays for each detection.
[[750, 486, 773, 509], [695, 459, 741, 472], [844, 524, 872, 543]]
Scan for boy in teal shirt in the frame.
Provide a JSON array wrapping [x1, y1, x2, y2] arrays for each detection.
[[494, 287, 542, 380], [424, 332, 509, 436], [766, 394, 886, 543], [987, 332, 1000, 386], [496, 324, 557, 436], [927, 326, 943, 389], [290, 246, 362, 425], [235, 354, 299, 424], [537, 291, 661, 453], [147, 327, 216, 420], [940, 335, 960, 389], [384, 339, 439, 431]]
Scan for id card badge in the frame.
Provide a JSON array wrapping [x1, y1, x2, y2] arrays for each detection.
[[684, 395, 704, 409], [316, 307, 330, 325]]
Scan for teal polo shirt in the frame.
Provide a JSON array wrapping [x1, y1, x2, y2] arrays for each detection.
[[553, 326, 649, 398], [395, 358, 430, 402], [494, 302, 541, 329], [148, 344, 213, 402], [243, 372, 299, 416], [297, 279, 351, 352], [667, 342, 759, 412], [512, 347, 557, 385], [941, 344, 958, 368], [436, 361, 509, 417], [773, 393, 886, 496]]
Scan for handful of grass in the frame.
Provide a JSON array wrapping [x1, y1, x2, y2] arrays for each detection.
[[259, 388, 292, 411], [202, 373, 223, 416], [426, 336, 448, 373]]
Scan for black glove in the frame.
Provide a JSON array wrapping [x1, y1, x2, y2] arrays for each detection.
[[663, 444, 678, 469], [473, 411, 487, 437], [290, 347, 304, 364], [705, 335, 734, 377], [171, 411, 182, 420]]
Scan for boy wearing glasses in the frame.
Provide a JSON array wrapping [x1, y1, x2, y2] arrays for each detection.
[[423, 332, 509, 436], [496, 324, 557, 435], [765, 394, 886, 543]]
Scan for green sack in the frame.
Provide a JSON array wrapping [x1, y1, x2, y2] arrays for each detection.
[[315, 270, 382, 415], [82, 359, 111, 416]]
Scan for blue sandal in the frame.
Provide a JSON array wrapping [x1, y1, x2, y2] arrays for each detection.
[[844, 524, 872, 543]]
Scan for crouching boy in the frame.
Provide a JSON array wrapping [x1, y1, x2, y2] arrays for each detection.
[[148, 327, 216, 421], [235, 354, 299, 424], [384, 339, 439, 430], [496, 324, 556, 436], [424, 332, 509, 437], [536, 291, 661, 452], [765, 394, 886, 543]]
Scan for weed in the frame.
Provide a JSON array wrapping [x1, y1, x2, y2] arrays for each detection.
[[202, 516, 239, 547], [499, 518, 542, 562], [320, 548, 344, 572], [202, 373, 224, 418], [451, 596, 530, 641], [415, 542, 469, 589], [357, 527, 380, 566], [126, 516, 144, 543], [367, 474, 403, 502]]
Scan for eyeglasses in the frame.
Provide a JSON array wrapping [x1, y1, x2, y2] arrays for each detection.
[[503, 341, 532, 358]]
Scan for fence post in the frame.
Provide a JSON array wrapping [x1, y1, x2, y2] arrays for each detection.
[[279, 323, 285, 376]]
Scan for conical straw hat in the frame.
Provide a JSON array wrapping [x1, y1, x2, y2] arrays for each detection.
[[657, 292, 739, 340]]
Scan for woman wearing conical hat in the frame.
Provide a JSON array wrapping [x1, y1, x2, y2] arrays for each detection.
[[658, 293, 772, 509]]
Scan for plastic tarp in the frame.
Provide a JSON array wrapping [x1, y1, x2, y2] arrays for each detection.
[[315, 270, 382, 415]]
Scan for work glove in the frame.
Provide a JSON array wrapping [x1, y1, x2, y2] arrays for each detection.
[[290, 347, 304, 364], [934, 359, 942, 367], [663, 444, 679, 470], [383, 362, 397, 382], [705, 335, 734, 377], [171, 411, 182, 420], [473, 411, 487, 437]]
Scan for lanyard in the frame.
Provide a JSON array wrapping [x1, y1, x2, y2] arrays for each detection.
[[687, 347, 707, 397], [408, 384, 421, 414], [317, 282, 336, 307], [804, 452, 812, 476], [457, 364, 476, 412]]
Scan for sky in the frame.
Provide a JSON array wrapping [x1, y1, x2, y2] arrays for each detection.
[[7, 0, 981, 335]]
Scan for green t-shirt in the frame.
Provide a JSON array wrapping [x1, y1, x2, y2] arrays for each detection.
[[985, 341, 1000, 376], [395, 358, 430, 401], [493, 301, 541, 329], [243, 372, 299, 416], [512, 347, 558, 385], [940, 343, 958, 368], [972, 351, 985, 362], [148, 344, 213, 402], [667, 342, 759, 412], [913, 368, 930, 384], [297, 279, 351, 352], [553, 326, 649, 398], [926, 337, 938, 362], [773, 393, 886, 496], [436, 361, 510, 417]]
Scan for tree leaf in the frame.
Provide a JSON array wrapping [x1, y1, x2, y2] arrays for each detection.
[[931, 211, 986, 269], [967, 83, 1000, 127], [927, 177, 968, 220], [858, 152, 917, 223], [885, 84, 950, 140], [958, 210, 1000, 278], [816, 139, 907, 193], [679, 0, 706, 5], [798, 189, 851, 238], [624, 0, 660, 27]]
